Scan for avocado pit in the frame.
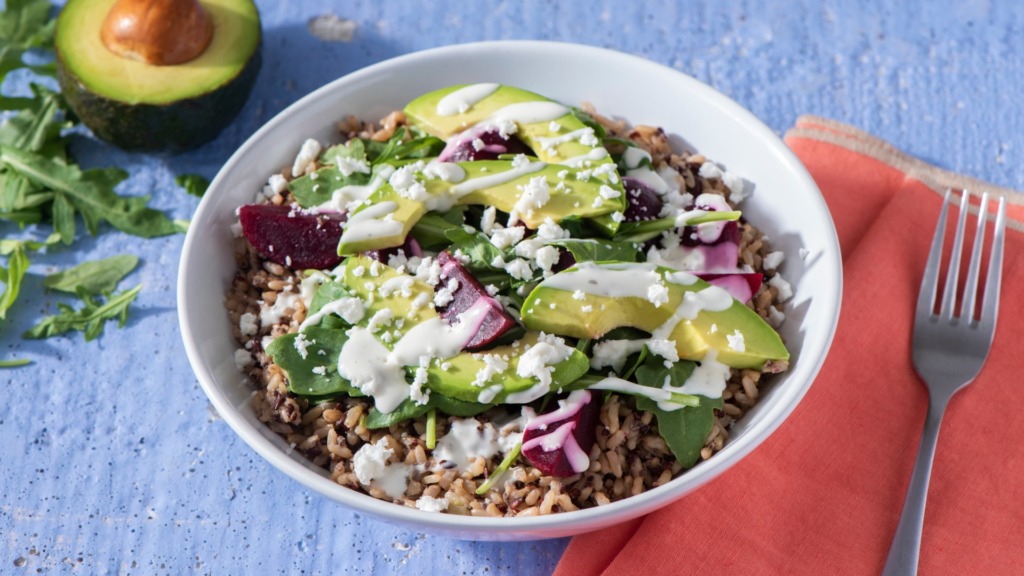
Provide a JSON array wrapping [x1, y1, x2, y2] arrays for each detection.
[[101, 0, 214, 66]]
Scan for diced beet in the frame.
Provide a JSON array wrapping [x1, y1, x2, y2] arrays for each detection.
[[239, 204, 347, 270], [364, 237, 423, 265], [436, 251, 519, 350], [521, 390, 601, 477], [438, 126, 533, 162], [622, 177, 663, 222], [696, 272, 763, 303], [551, 248, 576, 273]]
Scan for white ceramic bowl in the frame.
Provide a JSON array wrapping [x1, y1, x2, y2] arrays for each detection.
[[178, 40, 842, 541]]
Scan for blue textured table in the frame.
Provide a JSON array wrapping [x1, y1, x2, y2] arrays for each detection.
[[3, 1, 1022, 573]]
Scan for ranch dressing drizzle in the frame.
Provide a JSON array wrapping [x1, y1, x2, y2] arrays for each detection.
[[535, 127, 598, 151], [622, 146, 670, 193], [489, 101, 570, 125], [432, 418, 502, 471], [539, 262, 663, 299], [337, 300, 490, 413], [315, 165, 396, 213], [436, 83, 500, 116], [448, 160, 547, 195], [524, 390, 590, 432], [338, 201, 402, 243], [622, 147, 652, 169], [521, 390, 592, 474], [562, 147, 609, 167], [661, 349, 731, 403]]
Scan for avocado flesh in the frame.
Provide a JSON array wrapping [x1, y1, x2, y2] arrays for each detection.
[[405, 85, 626, 231], [339, 256, 588, 402], [55, 0, 261, 151], [520, 263, 789, 370], [337, 160, 620, 254]]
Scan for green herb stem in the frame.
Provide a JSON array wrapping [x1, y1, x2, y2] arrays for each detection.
[[475, 443, 521, 495], [426, 409, 437, 449]]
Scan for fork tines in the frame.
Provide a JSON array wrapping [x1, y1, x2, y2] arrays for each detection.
[[917, 189, 1007, 327]]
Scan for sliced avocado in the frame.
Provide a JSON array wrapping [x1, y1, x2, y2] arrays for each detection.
[[405, 85, 626, 231], [338, 160, 619, 254], [520, 262, 788, 369], [55, 0, 261, 151], [423, 332, 589, 404], [338, 255, 588, 400]]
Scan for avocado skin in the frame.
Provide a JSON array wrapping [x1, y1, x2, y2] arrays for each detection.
[[55, 38, 261, 153]]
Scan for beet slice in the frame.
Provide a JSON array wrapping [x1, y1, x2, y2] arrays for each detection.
[[238, 204, 347, 270], [521, 390, 600, 477], [438, 126, 533, 163], [622, 177, 663, 222], [551, 248, 576, 273], [436, 251, 518, 350], [696, 272, 763, 303]]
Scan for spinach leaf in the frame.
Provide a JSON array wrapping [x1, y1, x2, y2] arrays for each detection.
[[549, 238, 640, 263], [24, 284, 141, 341], [175, 174, 209, 198], [264, 326, 363, 398], [43, 254, 138, 295], [364, 398, 432, 429], [570, 107, 607, 141], [409, 209, 465, 249], [366, 127, 446, 165], [444, 227, 506, 270], [288, 166, 370, 207], [307, 279, 352, 317], [320, 138, 367, 165], [429, 393, 492, 417], [634, 356, 721, 468]]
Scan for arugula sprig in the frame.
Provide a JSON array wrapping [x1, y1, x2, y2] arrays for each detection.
[[25, 284, 142, 341]]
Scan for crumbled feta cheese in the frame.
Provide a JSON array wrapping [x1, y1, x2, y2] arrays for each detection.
[[291, 139, 322, 177], [311, 366, 327, 375], [510, 176, 551, 223], [352, 437, 392, 485], [496, 119, 518, 139], [572, 290, 586, 301], [239, 312, 258, 338], [480, 206, 497, 235], [471, 138, 486, 151], [415, 495, 449, 513], [268, 173, 289, 195], [534, 246, 560, 273], [293, 332, 312, 359], [511, 154, 530, 169], [647, 282, 669, 308], [234, 349, 253, 371], [768, 274, 793, 303], [548, 121, 562, 132], [763, 251, 785, 271], [504, 258, 534, 281], [580, 304, 593, 312], [535, 218, 568, 241], [727, 330, 746, 352], [490, 226, 525, 249], [515, 333, 573, 388], [599, 185, 621, 199], [473, 354, 509, 387], [579, 130, 599, 147], [485, 284, 499, 296], [610, 211, 625, 223], [336, 155, 371, 177], [646, 338, 679, 362]]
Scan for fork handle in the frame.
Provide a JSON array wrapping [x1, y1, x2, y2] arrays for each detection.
[[881, 395, 949, 576]]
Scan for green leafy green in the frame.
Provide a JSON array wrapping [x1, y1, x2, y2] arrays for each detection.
[[549, 238, 640, 263], [307, 278, 352, 317], [24, 284, 141, 341], [409, 209, 465, 249], [0, 357, 29, 367], [570, 107, 607, 141], [475, 442, 522, 495], [0, 241, 27, 319], [175, 174, 209, 197], [362, 391, 492, 429], [634, 356, 721, 467], [444, 227, 506, 269], [364, 127, 446, 165], [43, 254, 138, 295], [264, 327, 363, 398], [0, 0, 56, 87], [288, 166, 369, 207]]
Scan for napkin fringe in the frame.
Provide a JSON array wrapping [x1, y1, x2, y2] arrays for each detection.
[[787, 115, 1024, 231]]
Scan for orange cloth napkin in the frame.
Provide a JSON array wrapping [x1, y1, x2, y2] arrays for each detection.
[[555, 116, 1024, 576]]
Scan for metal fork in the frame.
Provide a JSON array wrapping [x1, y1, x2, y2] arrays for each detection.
[[882, 190, 1007, 576]]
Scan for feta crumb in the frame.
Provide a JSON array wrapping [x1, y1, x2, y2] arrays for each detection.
[[471, 138, 486, 151], [767, 306, 786, 328], [415, 495, 449, 513], [727, 330, 746, 352], [536, 218, 568, 241], [610, 211, 625, 223], [268, 173, 288, 195], [534, 246, 560, 273], [352, 437, 393, 485], [293, 332, 312, 359], [572, 290, 586, 301], [490, 226, 525, 249], [599, 185, 621, 199], [511, 154, 530, 169], [768, 274, 793, 303], [480, 206, 497, 235], [485, 284, 500, 296], [504, 258, 534, 281], [710, 323, 718, 334], [580, 304, 593, 312], [311, 366, 327, 375], [763, 251, 785, 271], [291, 139, 322, 177], [647, 282, 669, 308], [239, 312, 258, 338], [473, 354, 509, 387], [515, 333, 573, 388], [336, 155, 371, 177], [234, 349, 253, 371], [548, 121, 562, 132], [646, 338, 679, 362]]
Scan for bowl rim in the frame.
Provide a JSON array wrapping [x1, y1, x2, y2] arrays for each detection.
[[178, 39, 843, 534]]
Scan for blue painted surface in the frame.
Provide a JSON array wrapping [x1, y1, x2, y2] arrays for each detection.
[[2, 0, 1022, 573]]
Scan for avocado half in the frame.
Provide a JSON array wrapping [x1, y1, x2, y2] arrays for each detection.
[[55, 0, 262, 152]]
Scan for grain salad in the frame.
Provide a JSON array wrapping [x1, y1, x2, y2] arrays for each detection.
[[227, 84, 791, 516]]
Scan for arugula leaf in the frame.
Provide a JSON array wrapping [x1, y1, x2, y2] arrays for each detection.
[[43, 254, 138, 295], [634, 356, 722, 467], [549, 238, 640, 263], [175, 174, 209, 198], [320, 138, 367, 165], [0, 145, 180, 239], [288, 166, 369, 207], [0, 0, 55, 86], [570, 107, 607, 141], [307, 278, 352, 317], [364, 127, 446, 165], [264, 327, 363, 398], [0, 241, 28, 319], [0, 358, 29, 367], [444, 227, 506, 270], [24, 284, 141, 341]]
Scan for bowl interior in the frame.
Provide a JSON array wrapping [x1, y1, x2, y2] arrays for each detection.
[[178, 40, 841, 540]]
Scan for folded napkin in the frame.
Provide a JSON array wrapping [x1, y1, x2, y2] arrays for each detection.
[[555, 116, 1024, 575]]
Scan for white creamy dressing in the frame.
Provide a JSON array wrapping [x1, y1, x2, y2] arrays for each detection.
[[299, 295, 365, 331], [448, 160, 547, 195], [337, 300, 490, 413], [622, 147, 651, 169], [626, 166, 670, 194], [488, 101, 570, 125], [260, 291, 300, 328], [691, 193, 732, 243], [535, 127, 598, 151], [315, 165, 395, 213], [562, 147, 609, 167], [435, 83, 500, 116], [351, 437, 412, 499], [432, 418, 502, 471], [540, 262, 664, 299], [590, 339, 647, 372], [521, 390, 592, 474], [339, 201, 403, 244]]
